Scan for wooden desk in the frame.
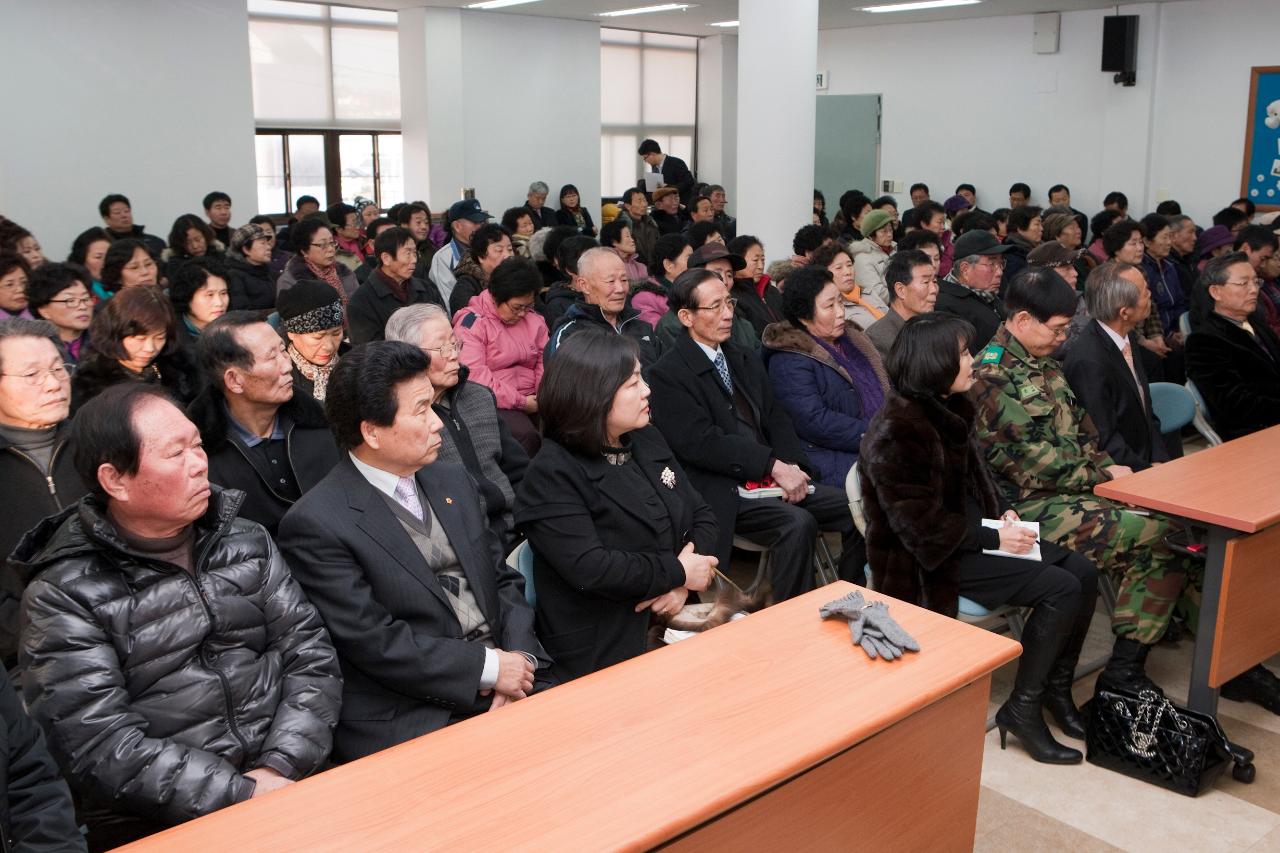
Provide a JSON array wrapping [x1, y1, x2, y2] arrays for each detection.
[[1096, 424, 1280, 715], [117, 583, 1019, 852]]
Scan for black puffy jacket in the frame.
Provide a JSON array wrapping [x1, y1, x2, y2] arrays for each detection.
[[11, 488, 342, 828]]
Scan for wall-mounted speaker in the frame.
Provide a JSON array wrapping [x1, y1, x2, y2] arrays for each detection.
[[1102, 15, 1138, 86]]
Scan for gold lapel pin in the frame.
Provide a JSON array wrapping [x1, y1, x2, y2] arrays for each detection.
[[445, 497, 454, 504]]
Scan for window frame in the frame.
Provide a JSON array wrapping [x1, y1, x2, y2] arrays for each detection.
[[254, 129, 400, 216]]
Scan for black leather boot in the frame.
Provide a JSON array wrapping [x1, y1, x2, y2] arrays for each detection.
[[996, 600, 1083, 764], [1221, 664, 1280, 714], [1095, 636, 1163, 696], [1042, 573, 1099, 740]]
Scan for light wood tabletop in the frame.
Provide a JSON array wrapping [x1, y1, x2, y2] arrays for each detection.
[[1094, 424, 1280, 533], [116, 582, 1020, 852]]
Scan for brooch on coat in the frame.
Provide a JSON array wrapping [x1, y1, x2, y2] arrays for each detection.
[[660, 467, 676, 489]]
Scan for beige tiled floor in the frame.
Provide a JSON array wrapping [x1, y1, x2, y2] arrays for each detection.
[[978, 609, 1280, 852]]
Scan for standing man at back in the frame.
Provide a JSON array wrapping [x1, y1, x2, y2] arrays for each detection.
[[638, 139, 695, 210]]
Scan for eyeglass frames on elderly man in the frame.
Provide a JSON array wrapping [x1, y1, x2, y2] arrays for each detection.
[[0, 363, 73, 386], [690, 296, 739, 313]]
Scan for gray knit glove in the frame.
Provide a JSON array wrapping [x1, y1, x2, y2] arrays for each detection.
[[819, 591, 920, 660]]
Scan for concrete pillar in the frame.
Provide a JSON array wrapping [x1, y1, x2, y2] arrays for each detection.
[[398, 7, 466, 212], [697, 34, 738, 216], [735, 0, 818, 264]]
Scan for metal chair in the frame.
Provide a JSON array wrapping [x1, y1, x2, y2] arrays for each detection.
[[505, 540, 536, 607], [844, 463, 1023, 638], [1183, 378, 1223, 446], [732, 533, 839, 593]]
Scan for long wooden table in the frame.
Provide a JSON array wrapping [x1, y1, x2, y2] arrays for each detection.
[[1096, 424, 1280, 715], [117, 582, 1019, 852]]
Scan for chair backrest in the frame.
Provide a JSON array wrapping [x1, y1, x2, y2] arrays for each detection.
[[1148, 381, 1195, 434], [1177, 311, 1191, 338], [506, 540, 537, 607], [1184, 378, 1224, 446], [845, 461, 867, 536]]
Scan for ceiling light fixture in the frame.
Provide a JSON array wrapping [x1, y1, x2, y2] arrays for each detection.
[[709, 20, 738, 27], [464, 0, 542, 9], [860, 0, 980, 13], [597, 4, 695, 18]]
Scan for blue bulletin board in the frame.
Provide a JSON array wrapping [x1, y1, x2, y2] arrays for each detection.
[[1241, 66, 1280, 212]]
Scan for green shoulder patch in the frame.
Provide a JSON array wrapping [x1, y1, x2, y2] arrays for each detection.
[[979, 345, 1005, 365], [1018, 383, 1040, 401]]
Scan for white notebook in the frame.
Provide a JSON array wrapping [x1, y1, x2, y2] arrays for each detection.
[[981, 519, 1042, 561]]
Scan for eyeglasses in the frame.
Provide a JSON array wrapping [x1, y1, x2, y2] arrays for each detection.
[[1040, 320, 1070, 340], [976, 257, 1007, 269], [1222, 277, 1262, 290], [47, 295, 93, 308], [310, 240, 337, 250], [505, 301, 536, 316], [1, 363, 72, 386], [422, 340, 464, 358], [691, 297, 739, 313]]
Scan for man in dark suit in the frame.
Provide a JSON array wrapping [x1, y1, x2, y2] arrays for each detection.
[[1062, 261, 1171, 470], [936, 230, 1013, 354], [638, 138, 695, 210], [1186, 252, 1280, 441], [187, 312, 341, 535], [277, 341, 550, 763], [648, 269, 862, 601]]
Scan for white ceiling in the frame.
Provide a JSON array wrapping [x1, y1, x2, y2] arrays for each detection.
[[316, 0, 1168, 36]]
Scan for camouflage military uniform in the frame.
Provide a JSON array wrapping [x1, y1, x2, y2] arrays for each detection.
[[970, 325, 1200, 644]]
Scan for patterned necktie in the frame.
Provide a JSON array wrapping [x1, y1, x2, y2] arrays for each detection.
[[393, 475, 424, 523], [713, 350, 734, 395], [1120, 340, 1144, 405]]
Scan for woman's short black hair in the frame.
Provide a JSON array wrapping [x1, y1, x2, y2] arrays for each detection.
[[782, 265, 835, 327], [726, 234, 761, 258], [685, 221, 721, 249], [808, 241, 852, 272], [667, 267, 722, 313], [1008, 206, 1042, 233], [72, 382, 177, 501], [1139, 213, 1170, 240], [653, 234, 691, 274], [539, 329, 641, 456], [68, 227, 111, 267], [792, 224, 829, 256], [373, 227, 415, 267], [27, 262, 92, 311], [167, 214, 215, 256], [501, 206, 532, 233], [1090, 208, 1125, 243], [1003, 268, 1079, 322], [556, 236, 598, 276], [168, 256, 229, 316], [897, 229, 942, 253], [1102, 219, 1142, 258], [249, 214, 276, 229], [0, 252, 30, 283], [488, 257, 541, 304], [101, 239, 152, 291], [290, 217, 333, 254], [325, 341, 432, 451], [887, 313, 975, 398], [88, 284, 181, 362], [599, 218, 629, 248], [558, 184, 580, 207], [326, 202, 357, 230], [468, 224, 510, 265]]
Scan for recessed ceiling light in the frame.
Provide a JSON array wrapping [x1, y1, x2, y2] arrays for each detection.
[[709, 20, 738, 27], [597, 4, 695, 18], [464, 0, 542, 9], [860, 0, 980, 12]]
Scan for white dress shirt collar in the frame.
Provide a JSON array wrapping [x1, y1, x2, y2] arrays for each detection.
[[349, 451, 404, 499]]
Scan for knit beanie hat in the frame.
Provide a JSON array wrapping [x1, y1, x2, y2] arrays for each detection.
[[861, 209, 894, 238], [277, 279, 345, 333]]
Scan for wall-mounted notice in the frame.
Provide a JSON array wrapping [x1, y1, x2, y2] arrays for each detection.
[[1240, 65, 1280, 212]]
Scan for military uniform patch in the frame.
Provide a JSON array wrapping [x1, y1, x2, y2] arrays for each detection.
[[1018, 384, 1040, 401], [979, 345, 1004, 365]]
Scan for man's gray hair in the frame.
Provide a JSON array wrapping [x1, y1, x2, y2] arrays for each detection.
[[0, 317, 63, 374], [385, 303, 450, 344], [1166, 214, 1193, 233], [528, 181, 549, 195], [576, 246, 618, 281], [1083, 260, 1142, 322], [952, 254, 984, 280]]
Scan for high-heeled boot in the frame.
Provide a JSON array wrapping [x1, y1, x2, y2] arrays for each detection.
[[996, 600, 1083, 764], [1042, 580, 1099, 740], [1095, 636, 1163, 697]]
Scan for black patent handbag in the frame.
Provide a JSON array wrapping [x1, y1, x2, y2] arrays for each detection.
[[1083, 687, 1255, 796]]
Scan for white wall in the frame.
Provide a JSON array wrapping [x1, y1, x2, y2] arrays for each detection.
[[697, 34, 739, 213], [400, 11, 600, 218], [810, 0, 1280, 225], [817, 4, 1160, 219], [0, 0, 257, 257], [1148, 0, 1280, 218]]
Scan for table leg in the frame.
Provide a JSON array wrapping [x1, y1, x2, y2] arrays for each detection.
[[1187, 525, 1235, 716]]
